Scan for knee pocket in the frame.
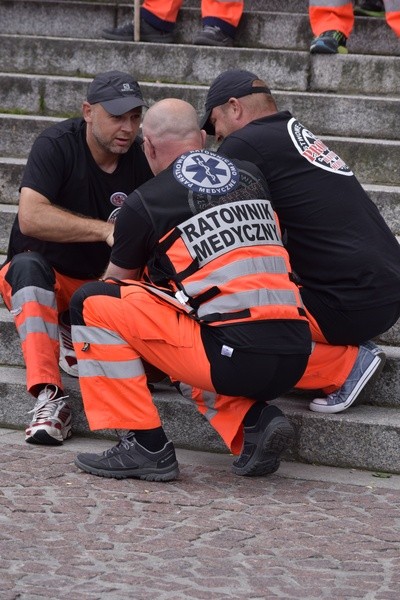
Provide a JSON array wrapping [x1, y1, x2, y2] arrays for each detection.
[[6, 252, 55, 292]]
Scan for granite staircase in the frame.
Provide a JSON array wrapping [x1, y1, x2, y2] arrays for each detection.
[[0, 0, 399, 472]]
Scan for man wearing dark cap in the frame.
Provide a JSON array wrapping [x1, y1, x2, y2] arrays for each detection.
[[201, 68, 400, 415], [0, 70, 153, 445]]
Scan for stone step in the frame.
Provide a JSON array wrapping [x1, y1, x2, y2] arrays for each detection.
[[2, 160, 400, 236], [1, 73, 400, 142], [1, 112, 399, 186], [1, 33, 400, 97], [1, 0, 399, 56], [0, 364, 399, 474], [0, 304, 398, 405]]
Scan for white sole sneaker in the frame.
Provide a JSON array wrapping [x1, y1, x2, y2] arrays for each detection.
[[310, 351, 386, 414]]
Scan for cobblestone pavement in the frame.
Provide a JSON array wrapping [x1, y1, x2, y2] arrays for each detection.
[[1, 428, 400, 600]]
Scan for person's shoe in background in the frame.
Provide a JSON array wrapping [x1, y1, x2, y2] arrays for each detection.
[[310, 30, 348, 54], [354, 0, 385, 18], [193, 25, 234, 47], [102, 17, 174, 43]]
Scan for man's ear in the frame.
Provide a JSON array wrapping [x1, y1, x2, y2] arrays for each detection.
[[229, 97, 243, 120], [82, 101, 92, 123], [144, 137, 156, 159], [200, 129, 207, 148]]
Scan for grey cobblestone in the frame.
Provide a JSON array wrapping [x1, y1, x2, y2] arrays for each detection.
[[0, 429, 400, 599]]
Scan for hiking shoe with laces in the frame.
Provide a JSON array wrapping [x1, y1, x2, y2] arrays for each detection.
[[310, 30, 348, 54], [193, 25, 234, 47], [354, 0, 385, 17], [310, 342, 386, 414], [232, 405, 295, 477], [59, 310, 78, 377], [75, 433, 179, 481], [102, 17, 174, 43], [25, 385, 72, 445]]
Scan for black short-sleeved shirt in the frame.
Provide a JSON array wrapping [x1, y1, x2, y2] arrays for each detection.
[[217, 111, 400, 310], [8, 117, 153, 279], [111, 151, 311, 355]]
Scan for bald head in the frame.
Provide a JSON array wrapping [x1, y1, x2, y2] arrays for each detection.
[[142, 99, 206, 174]]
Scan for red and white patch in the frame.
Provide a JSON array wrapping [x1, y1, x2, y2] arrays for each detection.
[[287, 117, 353, 176]]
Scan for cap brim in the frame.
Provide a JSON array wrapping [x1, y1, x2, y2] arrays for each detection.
[[100, 96, 148, 116], [200, 109, 214, 135]]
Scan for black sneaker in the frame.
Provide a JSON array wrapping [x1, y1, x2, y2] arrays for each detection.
[[232, 405, 294, 477], [75, 433, 179, 481], [102, 18, 174, 43], [354, 0, 385, 17], [310, 30, 348, 54], [193, 25, 234, 47]]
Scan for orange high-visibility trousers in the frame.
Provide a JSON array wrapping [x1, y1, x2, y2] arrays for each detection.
[[309, 0, 400, 37], [0, 253, 93, 395], [142, 0, 244, 28], [72, 283, 357, 455]]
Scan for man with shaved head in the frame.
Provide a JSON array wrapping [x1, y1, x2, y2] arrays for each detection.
[[68, 99, 352, 482]]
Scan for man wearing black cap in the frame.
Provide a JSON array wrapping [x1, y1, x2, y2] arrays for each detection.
[[0, 70, 153, 446], [201, 68, 400, 415]]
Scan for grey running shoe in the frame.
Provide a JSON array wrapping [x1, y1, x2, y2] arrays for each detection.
[[102, 18, 174, 43], [232, 405, 295, 477], [25, 385, 72, 445], [59, 310, 78, 377], [310, 30, 348, 54], [75, 433, 179, 481], [309, 342, 386, 414], [193, 25, 234, 47]]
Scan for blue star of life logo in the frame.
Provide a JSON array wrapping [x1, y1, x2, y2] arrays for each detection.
[[173, 150, 239, 195]]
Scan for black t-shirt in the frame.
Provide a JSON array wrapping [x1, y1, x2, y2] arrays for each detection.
[[8, 117, 153, 279], [111, 151, 311, 355], [218, 111, 400, 310]]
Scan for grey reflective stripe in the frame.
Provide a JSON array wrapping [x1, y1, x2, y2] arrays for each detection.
[[18, 317, 58, 342], [310, 0, 349, 6], [202, 390, 218, 422], [11, 286, 56, 311], [385, 0, 400, 11], [197, 288, 298, 319], [214, 0, 243, 4], [184, 256, 288, 297], [78, 358, 145, 379], [73, 325, 145, 379], [72, 325, 127, 346], [178, 383, 218, 422]]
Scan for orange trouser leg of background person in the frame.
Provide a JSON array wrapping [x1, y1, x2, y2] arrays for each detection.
[[201, 0, 244, 28], [385, 0, 400, 36], [71, 281, 358, 455], [141, 0, 183, 24], [0, 252, 92, 395], [309, 0, 354, 37], [142, 0, 244, 28], [295, 303, 358, 394]]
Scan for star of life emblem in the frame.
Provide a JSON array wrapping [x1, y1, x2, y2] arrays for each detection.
[[173, 150, 240, 195]]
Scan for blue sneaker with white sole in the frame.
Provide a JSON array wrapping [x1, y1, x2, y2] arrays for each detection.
[[309, 342, 386, 414]]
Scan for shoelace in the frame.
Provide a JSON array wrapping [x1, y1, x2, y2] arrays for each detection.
[[103, 433, 135, 457], [28, 396, 69, 419]]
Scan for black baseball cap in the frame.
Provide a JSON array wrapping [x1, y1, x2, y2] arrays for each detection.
[[200, 69, 271, 135], [87, 71, 148, 116]]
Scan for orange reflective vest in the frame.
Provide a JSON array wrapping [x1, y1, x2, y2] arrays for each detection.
[[145, 197, 307, 327]]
